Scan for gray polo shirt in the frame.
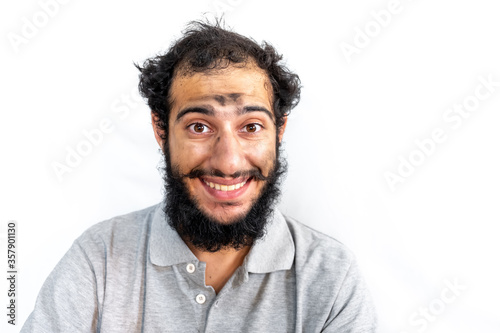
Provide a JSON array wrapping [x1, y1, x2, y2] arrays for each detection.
[[22, 204, 377, 332]]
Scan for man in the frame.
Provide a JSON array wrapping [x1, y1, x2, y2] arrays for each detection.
[[22, 21, 377, 332]]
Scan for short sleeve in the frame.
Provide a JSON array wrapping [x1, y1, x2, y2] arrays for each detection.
[[21, 239, 100, 332], [322, 259, 378, 332]]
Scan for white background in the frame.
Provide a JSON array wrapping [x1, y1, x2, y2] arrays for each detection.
[[1, 0, 500, 332]]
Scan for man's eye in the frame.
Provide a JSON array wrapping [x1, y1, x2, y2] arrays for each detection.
[[188, 123, 211, 134], [242, 123, 262, 133]]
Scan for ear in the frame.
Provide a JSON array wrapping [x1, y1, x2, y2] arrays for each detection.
[[278, 116, 288, 143], [151, 113, 164, 148]]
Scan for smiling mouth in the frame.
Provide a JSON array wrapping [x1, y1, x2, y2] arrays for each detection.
[[202, 179, 248, 192]]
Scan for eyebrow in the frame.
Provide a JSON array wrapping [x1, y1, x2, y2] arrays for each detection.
[[175, 105, 274, 123], [175, 106, 215, 122], [240, 106, 274, 121]]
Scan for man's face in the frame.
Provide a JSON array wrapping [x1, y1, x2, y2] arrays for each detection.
[[163, 63, 285, 225]]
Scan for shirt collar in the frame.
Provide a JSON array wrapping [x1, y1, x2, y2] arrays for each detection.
[[149, 205, 198, 266], [245, 210, 295, 273], [149, 203, 295, 273]]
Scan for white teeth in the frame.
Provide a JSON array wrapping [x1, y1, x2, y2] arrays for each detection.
[[203, 179, 248, 191]]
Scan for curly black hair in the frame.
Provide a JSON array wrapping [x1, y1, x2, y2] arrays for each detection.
[[136, 19, 301, 142]]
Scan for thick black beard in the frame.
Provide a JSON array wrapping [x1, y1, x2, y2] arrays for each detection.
[[162, 149, 287, 252]]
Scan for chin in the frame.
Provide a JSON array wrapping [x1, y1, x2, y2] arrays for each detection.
[[201, 205, 249, 225]]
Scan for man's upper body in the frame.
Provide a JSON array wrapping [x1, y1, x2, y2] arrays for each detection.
[[22, 204, 376, 332], [22, 20, 377, 331]]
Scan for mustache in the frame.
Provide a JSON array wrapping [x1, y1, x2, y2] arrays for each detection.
[[181, 167, 272, 181]]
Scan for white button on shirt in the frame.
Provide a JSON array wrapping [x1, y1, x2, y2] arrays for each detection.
[[186, 263, 196, 273], [195, 294, 206, 304]]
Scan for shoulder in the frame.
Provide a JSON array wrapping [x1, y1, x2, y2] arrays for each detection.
[[283, 214, 377, 330], [76, 204, 159, 256], [20, 205, 160, 332], [284, 215, 354, 263], [283, 214, 355, 283]]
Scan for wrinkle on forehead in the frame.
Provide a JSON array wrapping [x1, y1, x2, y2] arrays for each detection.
[[169, 62, 274, 116], [172, 59, 270, 92]]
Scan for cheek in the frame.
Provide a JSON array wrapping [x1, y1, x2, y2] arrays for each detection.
[[168, 130, 210, 170], [170, 142, 210, 170], [245, 140, 277, 174]]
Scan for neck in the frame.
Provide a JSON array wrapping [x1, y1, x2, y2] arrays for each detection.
[[186, 242, 251, 294]]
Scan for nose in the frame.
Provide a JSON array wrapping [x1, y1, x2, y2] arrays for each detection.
[[209, 129, 246, 177]]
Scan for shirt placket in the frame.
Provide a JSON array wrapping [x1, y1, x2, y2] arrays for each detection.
[[179, 261, 216, 331]]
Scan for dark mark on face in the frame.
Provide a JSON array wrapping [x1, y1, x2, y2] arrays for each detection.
[[213, 93, 242, 106]]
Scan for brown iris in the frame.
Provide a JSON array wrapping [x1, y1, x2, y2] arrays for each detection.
[[245, 124, 257, 132], [194, 123, 205, 133]]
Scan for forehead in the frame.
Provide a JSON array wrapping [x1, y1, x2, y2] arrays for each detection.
[[169, 63, 274, 118]]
